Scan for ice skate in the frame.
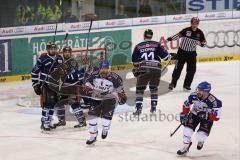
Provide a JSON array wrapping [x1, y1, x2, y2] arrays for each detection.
[[177, 142, 192, 155]]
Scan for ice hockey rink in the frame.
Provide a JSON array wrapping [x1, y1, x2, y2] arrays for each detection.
[[0, 61, 239, 160]]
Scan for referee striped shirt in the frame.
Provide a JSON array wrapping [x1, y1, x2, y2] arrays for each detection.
[[170, 27, 206, 52]]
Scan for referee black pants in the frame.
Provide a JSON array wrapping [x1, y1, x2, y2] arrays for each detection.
[[171, 48, 197, 87]]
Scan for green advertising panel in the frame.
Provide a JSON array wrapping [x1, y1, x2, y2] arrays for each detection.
[[9, 29, 132, 75]]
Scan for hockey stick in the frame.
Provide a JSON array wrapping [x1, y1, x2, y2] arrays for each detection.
[[170, 124, 182, 137], [83, 19, 93, 69], [86, 19, 93, 54], [161, 59, 172, 73], [161, 52, 177, 73], [58, 32, 69, 53], [53, 23, 58, 43]]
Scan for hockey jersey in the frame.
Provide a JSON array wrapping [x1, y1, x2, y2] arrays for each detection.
[[169, 27, 206, 52], [132, 40, 170, 63], [183, 92, 222, 121], [31, 54, 63, 87], [132, 40, 170, 70], [86, 71, 124, 99], [64, 67, 85, 85]]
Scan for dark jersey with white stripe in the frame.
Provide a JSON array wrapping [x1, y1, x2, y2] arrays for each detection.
[[170, 27, 206, 52], [132, 40, 170, 63], [31, 54, 63, 87]]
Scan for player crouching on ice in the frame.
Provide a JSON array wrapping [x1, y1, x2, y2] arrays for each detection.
[[83, 60, 127, 145], [177, 81, 222, 155]]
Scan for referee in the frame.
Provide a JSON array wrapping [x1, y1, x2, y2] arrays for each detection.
[[167, 17, 206, 91]]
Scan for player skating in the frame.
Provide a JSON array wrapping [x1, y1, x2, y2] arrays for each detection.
[[84, 60, 127, 145], [177, 81, 222, 155], [132, 29, 173, 115]]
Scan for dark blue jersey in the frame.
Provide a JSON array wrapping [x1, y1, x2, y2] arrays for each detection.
[[64, 68, 85, 86], [132, 40, 170, 63], [31, 54, 63, 87]]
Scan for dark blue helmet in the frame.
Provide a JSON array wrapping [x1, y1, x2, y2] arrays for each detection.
[[100, 60, 109, 69], [197, 81, 211, 92], [144, 29, 153, 39]]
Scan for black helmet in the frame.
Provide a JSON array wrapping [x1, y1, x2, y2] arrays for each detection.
[[47, 42, 57, 50], [50, 43, 57, 50], [46, 41, 52, 50], [144, 29, 153, 39], [63, 46, 72, 53]]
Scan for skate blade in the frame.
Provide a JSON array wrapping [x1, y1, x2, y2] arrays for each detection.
[[183, 88, 191, 92], [86, 141, 97, 147], [177, 152, 188, 156], [41, 130, 54, 134]]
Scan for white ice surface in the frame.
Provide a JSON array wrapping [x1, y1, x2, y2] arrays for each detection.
[[0, 61, 239, 160]]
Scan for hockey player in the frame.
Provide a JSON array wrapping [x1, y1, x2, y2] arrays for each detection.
[[84, 60, 127, 145], [177, 81, 222, 155], [31, 42, 63, 131], [132, 29, 172, 115], [53, 46, 87, 128], [167, 17, 206, 91]]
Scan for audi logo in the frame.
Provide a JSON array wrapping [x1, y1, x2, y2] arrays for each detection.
[[46, 25, 55, 31], [206, 30, 240, 48]]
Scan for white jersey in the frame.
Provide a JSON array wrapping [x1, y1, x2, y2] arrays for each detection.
[[184, 92, 222, 119], [86, 71, 124, 100]]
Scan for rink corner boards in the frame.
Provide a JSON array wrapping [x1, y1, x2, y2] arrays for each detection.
[[0, 54, 240, 83]]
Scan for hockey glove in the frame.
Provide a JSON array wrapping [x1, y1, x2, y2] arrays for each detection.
[[169, 53, 177, 60], [83, 82, 93, 94], [197, 111, 208, 120], [167, 37, 172, 42], [180, 112, 188, 125], [132, 67, 140, 77], [33, 85, 42, 95], [118, 91, 127, 105]]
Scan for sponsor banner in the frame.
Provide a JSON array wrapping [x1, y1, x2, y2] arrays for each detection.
[[186, 0, 239, 13], [197, 55, 240, 62], [132, 19, 240, 57], [25, 23, 64, 34], [132, 16, 165, 25], [16, 29, 131, 74], [0, 26, 25, 36], [233, 11, 240, 18], [64, 21, 98, 31], [0, 74, 31, 83], [110, 64, 132, 71], [166, 14, 197, 23], [1, 55, 240, 83], [0, 40, 12, 76], [198, 11, 233, 21], [0, 11, 239, 37], [98, 19, 132, 28]]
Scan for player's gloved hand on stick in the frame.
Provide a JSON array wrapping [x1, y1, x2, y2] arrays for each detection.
[[169, 53, 177, 60], [83, 82, 93, 94], [118, 90, 127, 105], [33, 85, 42, 95], [132, 67, 140, 77], [180, 112, 188, 125], [197, 111, 207, 120], [167, 37, 172, 42]]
